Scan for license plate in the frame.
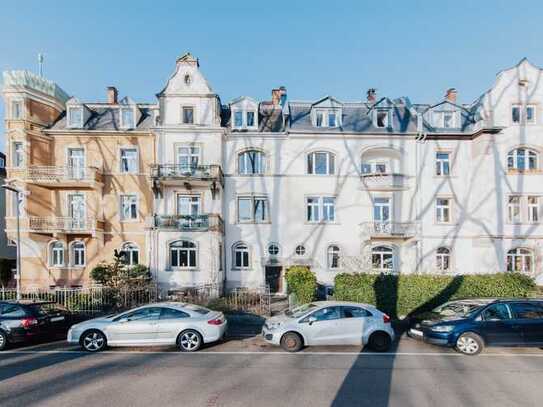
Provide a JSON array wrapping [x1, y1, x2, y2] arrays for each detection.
[[50, 316, 65, 322], [409, 328, 423, 337]]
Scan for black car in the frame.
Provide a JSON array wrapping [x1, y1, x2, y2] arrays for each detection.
[[0, 301, 72, 350], [408, 298, 543, 355]]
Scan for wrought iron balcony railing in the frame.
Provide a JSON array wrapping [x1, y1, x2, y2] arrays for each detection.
[[152, 214, 224, 234], [11, 166, 102, 186], [27, 216, 99, 234], [361, 221, 418, 238], [151, 164, 224, 183]]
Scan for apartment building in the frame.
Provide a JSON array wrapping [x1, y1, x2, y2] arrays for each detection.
[[3, 71, 155, 288], [2, 56, 543, 292]]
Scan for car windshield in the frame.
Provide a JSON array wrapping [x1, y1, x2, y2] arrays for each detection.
[[285, 303, 317, 318], [433, 301, 484, 317]]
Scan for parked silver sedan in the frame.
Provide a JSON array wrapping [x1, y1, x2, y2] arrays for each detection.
[[262, 301, 395, 352], [67, 302, 227, 352]]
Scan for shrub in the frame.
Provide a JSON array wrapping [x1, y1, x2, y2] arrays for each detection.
[[285, 266, 317, 304], [334, 273, 537, 319]]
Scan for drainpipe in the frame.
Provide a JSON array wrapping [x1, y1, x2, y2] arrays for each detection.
[[415, 129, 427, 273]]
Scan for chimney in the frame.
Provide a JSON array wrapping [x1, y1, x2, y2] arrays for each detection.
[[272, 88, 282, 105], [367, 88, 377, 103], [107, 86, 118, 104], [445, 88, 457, 103]]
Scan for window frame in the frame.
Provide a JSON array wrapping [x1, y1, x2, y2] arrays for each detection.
[[371, 245, 395, 272], [232, 242, 250, 270], [374, 109, 390, 128], [306, 196, 336, 223], [507, 195, 522, 223], [12, 141, 24, 168], [268, 243, 280, 257], [49, 241, 65, 267], [312, 109, 341, 128], [506, 248, 534, 273], [120, 194, 139, 221], [435, 197, 452, 224], [237, 195, 269, 224], [528, 196, 540, 223], [295, 244, 306, 257], [120, 147, 139, 174], [232, 108, 258, 130], [121, 242, 140, 266], [71, 241, 86, 267], [511, 104, 537, 125], [327, 245, 341, 270], [436, 247, 451, 273], [435, 151, 451, 176], [181, 105, 195, 125], [307, 151, 335, 175], [507, 148, 538, 172], [67, 106, 84, 128], [169, 240, 198, 270], [238, 149, 265, 175], [10, 99, 23, 120], [120, 107, 136, 129]]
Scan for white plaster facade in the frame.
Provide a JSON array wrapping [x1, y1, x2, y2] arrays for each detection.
[[149, 56, 543, 293]]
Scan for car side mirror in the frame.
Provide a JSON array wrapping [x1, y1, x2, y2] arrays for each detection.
[[118, 317, 129, 323], [308, 316, 317, 325]]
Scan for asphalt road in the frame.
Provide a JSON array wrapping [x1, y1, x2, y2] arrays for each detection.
[[1, 336, 542, 407]]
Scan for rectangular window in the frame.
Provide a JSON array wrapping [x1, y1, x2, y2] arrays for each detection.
[[177, 146, 200, 171], [120, 148, 138, 173], [373, 197, 391, 222], [436, 152, 450, 176], [507, 196, 521, 223], [11, 100, 22, 119], [234, 111, 243, 128], [237, 196, 268, 223], [68, 107, 83, 128], [121, 108, 134, 128], [13, 142, 24, 168], [328, 113, 337, 127], [528, 196, 539, 223], [436, 198, 451, 223], [182, 106, 194, 124], [512, 105, 521, 123], [315, 112, 324, 127], [443, 112, 454, 128], [246, 111, 255, 127], [177, 195, 200, 216], [526, 105, 536, 124], [121, 195, 138, 220], [376, 111, 389, 128], [306, 196, 336, 223]]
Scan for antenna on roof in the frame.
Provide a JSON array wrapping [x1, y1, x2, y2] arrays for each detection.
[[38, 53, 44, 77]]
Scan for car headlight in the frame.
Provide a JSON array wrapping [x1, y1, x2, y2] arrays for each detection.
[[267, 322, 282, 330], [431, 325, 454, 333]]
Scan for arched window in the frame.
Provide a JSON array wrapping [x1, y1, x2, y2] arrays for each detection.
[[71, 241, 85, 267], [295, 244, 306, 256], [233, 243, 250, 269], [507, 148, 538, 171], [238, 150, 265, 175], [268, 243, 280, 256], [121, 242, 139, 266], [307, 151, 335, 175], [436, 247, 451, 272], [50, 241, 65, 267], [327, 245, 341, 269], [372, 246, 394, 271], [507, 248, 534, 273], [170, 240, 197, 269]]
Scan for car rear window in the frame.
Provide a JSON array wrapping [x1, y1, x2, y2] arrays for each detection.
[[183, 305, 210, 315], [0, 304, 27, 318]]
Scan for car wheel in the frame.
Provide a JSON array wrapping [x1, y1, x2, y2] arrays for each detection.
[[280, 332, 303, 352], [0, 331, 7, 351], [81, 330, 107, 352], [455, 332, 483, 355], [368, 331, 392, 352], [177, 330, 202, 352]]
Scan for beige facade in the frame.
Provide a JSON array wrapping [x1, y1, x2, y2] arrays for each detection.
[[2, 71, 155, 288]]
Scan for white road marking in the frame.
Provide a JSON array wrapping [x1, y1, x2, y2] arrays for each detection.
[[2, 349, 543, 357]]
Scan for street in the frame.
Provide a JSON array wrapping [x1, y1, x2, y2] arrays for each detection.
[[1, 335, 542, 407]]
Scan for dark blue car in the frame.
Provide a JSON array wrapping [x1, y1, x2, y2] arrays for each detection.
[[408, 298, 543, 355]]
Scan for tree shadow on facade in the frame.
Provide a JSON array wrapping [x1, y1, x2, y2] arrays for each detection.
[[331, 275, 464, 406]]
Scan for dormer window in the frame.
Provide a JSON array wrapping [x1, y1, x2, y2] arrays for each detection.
[[232, 109, 257, 130], [67, 107, 83, 128], [182, 106, 194, 124], [120, 108, 135, 129], [313, 109, 340, 128], [434, 111, 457, 128], [443, 112, 454, 128], [375, 110, 389, 128]]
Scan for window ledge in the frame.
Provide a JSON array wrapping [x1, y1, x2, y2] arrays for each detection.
[[167, 268, 200, 272], [305, 221, 339, 225]]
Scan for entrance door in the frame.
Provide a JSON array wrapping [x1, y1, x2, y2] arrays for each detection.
[[68, 148, 85, 179], [265, 266, 282, 293]]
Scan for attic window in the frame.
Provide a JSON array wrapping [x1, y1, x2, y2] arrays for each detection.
[[313, 109, 340, 128], [10, 100, 22, 120], [232, 109, 257, 130], [184, 74, 192, 85], [121, 108, 135, 129], [375, 110, 389, 128], [443, 112, 454, 128], [67, 107, 83, 128], [434, 111, 457, 128], [182, 106, 194, 124]]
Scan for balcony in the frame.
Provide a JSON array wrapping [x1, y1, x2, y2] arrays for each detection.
[[11, 166, 103, 188], [360, 221, 418, 239], [151, 214, 224, 234], [151, 165, 224, 196], [27, 217, 102, 236], [360, 173, 407, 191]]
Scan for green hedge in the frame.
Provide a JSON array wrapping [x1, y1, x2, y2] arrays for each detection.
[[334, 273, 537, 318], [285, 266, 317, 304]]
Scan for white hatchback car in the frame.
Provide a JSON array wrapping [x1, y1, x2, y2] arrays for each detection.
[[68, 302, 227, 352], [262, 301, 395, 352]]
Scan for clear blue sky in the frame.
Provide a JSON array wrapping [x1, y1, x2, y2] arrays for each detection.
[[1, 0, 542, 145]]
